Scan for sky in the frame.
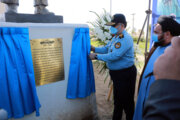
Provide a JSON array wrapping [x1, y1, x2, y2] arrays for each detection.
[[18, 0, 151, 32]]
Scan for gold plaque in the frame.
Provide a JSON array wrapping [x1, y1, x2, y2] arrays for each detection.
[[30, 38, 64, 86]]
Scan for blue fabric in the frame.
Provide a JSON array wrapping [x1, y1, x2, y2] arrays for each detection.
[[96, 30, 134, 70], [109, 26, 118, 34], [0, 27, 41, 119], [133, 44, 170, 120], [150, 0, 180, 48], [66, 28, 96, 99]]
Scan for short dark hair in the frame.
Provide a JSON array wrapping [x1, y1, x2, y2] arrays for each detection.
[[157, 15, 180, 36]]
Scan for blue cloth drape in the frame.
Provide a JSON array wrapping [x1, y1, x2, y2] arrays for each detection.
[[0, 27, 41, 119], [67, 28, 96, 99]]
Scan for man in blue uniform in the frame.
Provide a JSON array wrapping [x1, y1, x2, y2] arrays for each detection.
[[89, 14, 137, 120], [133, 15, 180, 120]]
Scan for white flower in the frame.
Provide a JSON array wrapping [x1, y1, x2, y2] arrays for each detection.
[[137, 49, 142, 54], [107, 35, 112, 40], [101, 19, 106, 26], [106, 14, 111, 22], [90, 10, 113, 45], [134, 59, 140, 66], [104, 26, 110, 30], [104, 40, 110, 44], [97, 31, 105, 40], [134, 44, 138, 49], [99, 45, 104, 47], [134, 44, 142, 55], [104, 32, 112, 40], [95, 27, 103, 37], [101, 35, 106, 41], [94, 27, 100, 34]]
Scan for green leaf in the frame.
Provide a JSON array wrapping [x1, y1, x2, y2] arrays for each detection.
[[104, 70, 109, 83], [87, 21, 97, 27], [108, 80, 112, 88], [89, 11, 101, 20]]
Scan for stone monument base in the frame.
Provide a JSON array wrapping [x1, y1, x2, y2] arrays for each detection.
[[0, 22, 98, 120], [0, 12, 63, 23]]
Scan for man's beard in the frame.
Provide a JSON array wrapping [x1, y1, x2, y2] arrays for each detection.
[[154, 34, 166, 47]]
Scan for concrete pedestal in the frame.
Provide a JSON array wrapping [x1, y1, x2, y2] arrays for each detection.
[[0, 13, 63, 23], [0, 22, 98, 120]]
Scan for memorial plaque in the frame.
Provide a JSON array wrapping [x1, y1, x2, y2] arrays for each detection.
[[30, 38, 64, 86]]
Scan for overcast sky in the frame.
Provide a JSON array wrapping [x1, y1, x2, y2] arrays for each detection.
[[18, 0, 151, 31]]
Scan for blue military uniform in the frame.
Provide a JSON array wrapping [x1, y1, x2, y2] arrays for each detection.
[[95, 30, 137, 120], [95, 30, 134, 70]]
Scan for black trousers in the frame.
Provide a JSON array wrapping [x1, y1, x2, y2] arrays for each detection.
[[109, 65, 137, 120]]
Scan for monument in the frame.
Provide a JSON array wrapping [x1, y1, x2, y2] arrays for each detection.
[[0, 0, 63, 23], [0, 2, 5, 21], [0, 2, 6, 14], [34, 0, 50, 14], [0, 0, 98, 120]]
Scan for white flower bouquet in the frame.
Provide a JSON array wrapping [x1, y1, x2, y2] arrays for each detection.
[[89, 9, 142, 85]]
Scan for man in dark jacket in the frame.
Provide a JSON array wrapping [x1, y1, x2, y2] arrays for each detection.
[[143, 36, 180, 120]]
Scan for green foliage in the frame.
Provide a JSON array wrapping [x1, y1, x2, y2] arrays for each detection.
[[133, 37, 150, 53]]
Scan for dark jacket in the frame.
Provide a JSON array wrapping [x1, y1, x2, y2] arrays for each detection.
[[143, 79, 180, 120]]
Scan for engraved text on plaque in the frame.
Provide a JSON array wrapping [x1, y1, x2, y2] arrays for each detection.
[[30, 38, 64, 86]]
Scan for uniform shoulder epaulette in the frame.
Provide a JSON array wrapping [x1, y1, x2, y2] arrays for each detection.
[[118, 33, 124, 39]]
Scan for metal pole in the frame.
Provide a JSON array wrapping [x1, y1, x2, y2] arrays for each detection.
[[137, 15, 148, 44], [110, 0, 112, 15], [145, 0, 151, 61], [131, 13, 135, 35]]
